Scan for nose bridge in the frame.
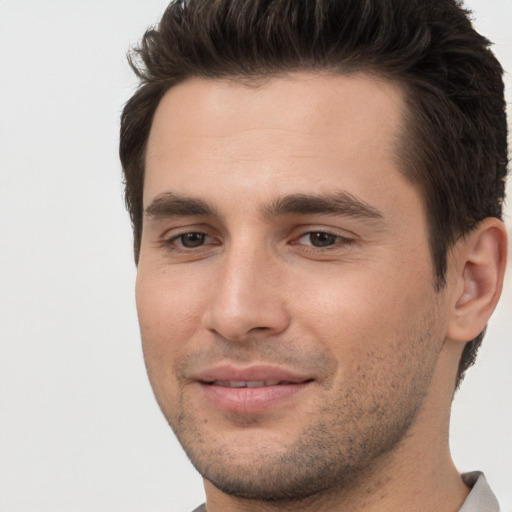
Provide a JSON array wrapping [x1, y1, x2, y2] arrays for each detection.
[[204, 236, 289, 341]]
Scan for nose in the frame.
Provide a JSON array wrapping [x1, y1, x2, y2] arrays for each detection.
[[202, 244, 290, 342]]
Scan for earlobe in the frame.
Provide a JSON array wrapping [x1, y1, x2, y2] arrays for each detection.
[[447, 218, 508, 343]]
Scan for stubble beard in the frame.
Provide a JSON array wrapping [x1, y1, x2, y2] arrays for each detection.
[[178, 399, 423, 505], [149, 301, 445, 505], [163, 350, 439, 504]]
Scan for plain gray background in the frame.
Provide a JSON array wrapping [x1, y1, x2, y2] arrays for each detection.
[[0, 1, 511, 511]]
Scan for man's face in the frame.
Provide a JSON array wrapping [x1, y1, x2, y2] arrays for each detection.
[[137, 73, 450, 501]]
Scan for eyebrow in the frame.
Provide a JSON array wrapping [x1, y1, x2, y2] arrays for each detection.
[[265, 192, 384, 221], [145, 192, 216, 218], [144, 190, 384, 223]]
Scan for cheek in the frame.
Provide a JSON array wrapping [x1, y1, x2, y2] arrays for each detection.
[[292, 261, 435, 357], [135, 268, 206, 383], [299, 274, 444, 413]]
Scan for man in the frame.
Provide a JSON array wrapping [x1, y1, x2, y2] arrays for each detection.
[[119, 0, 508, 510]]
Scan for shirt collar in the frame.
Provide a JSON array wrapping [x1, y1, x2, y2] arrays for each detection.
[[459, 472, 500, 512]]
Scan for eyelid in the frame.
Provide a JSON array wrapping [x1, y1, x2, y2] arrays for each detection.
[[291, 224, 357, 239], [170, 231, 211, 246], [288, 226, 358, 253], [159, 225, 221, 253], [296, 232, 353, 244], [154, 223, 357, 255], [159, 222, 217, 240]]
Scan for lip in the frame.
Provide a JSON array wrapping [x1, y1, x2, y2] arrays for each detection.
[[193, 364, 312, 384], [192, 364, 314, 414]]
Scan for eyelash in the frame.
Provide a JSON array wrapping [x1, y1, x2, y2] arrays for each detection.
[[161, 229, 354, 254], [292, 231, 355, 251], [163, 232, 218, 252]]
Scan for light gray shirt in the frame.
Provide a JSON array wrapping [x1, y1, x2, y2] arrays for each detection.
[[191, 472, 500, 512], [460, 472, 500, 512]]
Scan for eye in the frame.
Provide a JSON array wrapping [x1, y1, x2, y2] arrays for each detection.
[[297, 231, 350, 248], [169, 232, 212, 249], [181, 232, 206, 248], [304, 232, 339, 247]]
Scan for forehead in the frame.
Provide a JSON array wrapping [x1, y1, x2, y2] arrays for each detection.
[[144, 72, 409, 210]]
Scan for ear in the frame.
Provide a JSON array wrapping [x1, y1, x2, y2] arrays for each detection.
[[446, 218, 508, 343]]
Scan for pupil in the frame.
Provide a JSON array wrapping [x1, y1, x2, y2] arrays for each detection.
[[181, 233, 205, 248], [310, 232, 336, 247]]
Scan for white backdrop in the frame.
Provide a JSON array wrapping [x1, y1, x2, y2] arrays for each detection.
[[0, 1, 510, 511]]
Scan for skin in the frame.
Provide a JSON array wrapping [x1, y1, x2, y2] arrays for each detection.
[[136, 72, 506, 511]]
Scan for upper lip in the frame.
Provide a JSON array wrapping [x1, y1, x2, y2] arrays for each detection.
[[191, 364, 313, 384]]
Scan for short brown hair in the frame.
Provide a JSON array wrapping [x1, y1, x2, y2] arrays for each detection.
[[120, 0, 508, 387]]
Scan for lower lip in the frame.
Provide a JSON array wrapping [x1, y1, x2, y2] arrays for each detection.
[[199, 381, 312, 414]]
